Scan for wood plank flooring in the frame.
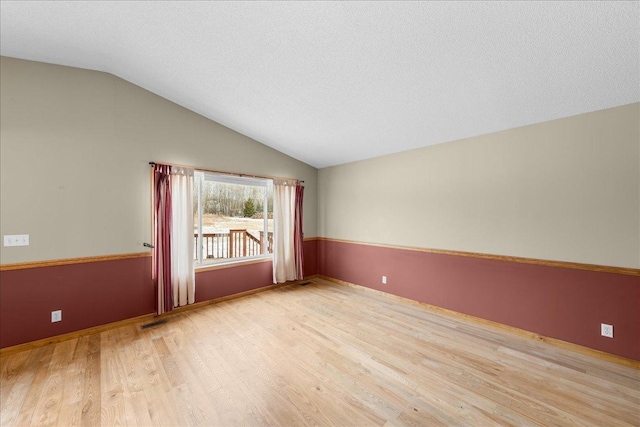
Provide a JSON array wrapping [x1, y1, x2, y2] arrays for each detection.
[[1, 278, 639, 426]]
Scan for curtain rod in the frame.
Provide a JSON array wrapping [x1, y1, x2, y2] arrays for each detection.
[[149, 162, 304, 184]]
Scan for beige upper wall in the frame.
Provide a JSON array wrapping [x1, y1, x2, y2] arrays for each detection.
[[3, 55, 638, 268], [319, 103, 640, 269], [0, 56, 318, 264]]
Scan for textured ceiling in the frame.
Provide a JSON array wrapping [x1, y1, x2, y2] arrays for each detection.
[[1, 1, 638, 168]]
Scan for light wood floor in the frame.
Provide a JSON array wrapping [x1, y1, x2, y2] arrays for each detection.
[[1, 278, 639, 426]]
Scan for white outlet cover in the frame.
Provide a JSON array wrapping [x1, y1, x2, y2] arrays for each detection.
[[51, 310, 62, 323], [601, 323, 613, 338], [382, 276, 387, 284]]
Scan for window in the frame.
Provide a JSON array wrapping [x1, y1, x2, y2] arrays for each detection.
[[193, 172, 273, 265]]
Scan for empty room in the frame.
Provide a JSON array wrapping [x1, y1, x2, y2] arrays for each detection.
[[1, 2, 638, 426]]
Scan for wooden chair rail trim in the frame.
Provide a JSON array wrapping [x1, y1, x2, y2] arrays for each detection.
[[0, 238, 320, 272], [318, 275, 640, 369], [0, 252, 152, 272], [0, 276, 317, 357], [316, 237, 640, 276]]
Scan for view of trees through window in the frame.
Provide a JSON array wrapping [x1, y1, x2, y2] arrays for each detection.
[[193, 173, 273, 263]]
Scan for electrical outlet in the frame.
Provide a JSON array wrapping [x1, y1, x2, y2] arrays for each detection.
[[382, 276, 387, 285], [51, 310, 62, 323], [601, 323, 613, 338]]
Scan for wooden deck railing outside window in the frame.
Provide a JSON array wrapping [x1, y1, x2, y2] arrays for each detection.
[[195, 230, 273, 260]]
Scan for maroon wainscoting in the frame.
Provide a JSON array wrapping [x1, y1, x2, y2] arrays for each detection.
[[196, 240, 319, 301], [303, 238, 319, 278], [1, 241, 319, 350], [196, 261, 274, 302], [0, 256, 154, 349], [318, 239, 640, 361]]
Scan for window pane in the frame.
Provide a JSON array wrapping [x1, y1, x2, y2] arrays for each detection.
[[196, 176, 273, 263]]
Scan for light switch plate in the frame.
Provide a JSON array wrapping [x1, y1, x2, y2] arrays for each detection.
[[3, 234, 29, 247]]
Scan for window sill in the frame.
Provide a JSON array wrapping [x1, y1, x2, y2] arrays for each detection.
[[195, 256, 272, 273]]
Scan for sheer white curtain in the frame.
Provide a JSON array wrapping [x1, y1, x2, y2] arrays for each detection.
[[171, 167, 195, 307], [273, 180, 297, 283]]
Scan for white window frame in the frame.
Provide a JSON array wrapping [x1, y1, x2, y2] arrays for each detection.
[[194, 171, 271, 266]]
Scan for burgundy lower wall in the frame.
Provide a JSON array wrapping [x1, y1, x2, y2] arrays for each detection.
[[1, 240, 319, 349], [318, 239, 640, 361], [0, 256, 155, 348], [197, 239, 319, 301], [2, 240, 635, 360], [303, 239, 318, 278], [196, 261, 274, 302]]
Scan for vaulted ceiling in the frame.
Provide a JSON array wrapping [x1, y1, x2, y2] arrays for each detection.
[[1, 1, 638, 168]]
